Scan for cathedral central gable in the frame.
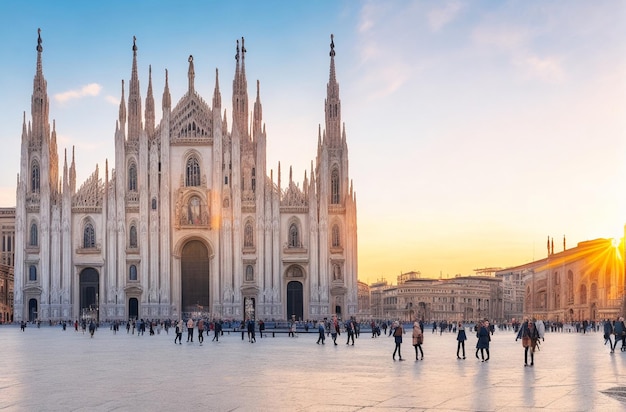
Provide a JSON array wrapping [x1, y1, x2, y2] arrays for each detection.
[[170, 92, 213, 145]]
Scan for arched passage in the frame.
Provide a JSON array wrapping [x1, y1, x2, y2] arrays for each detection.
[[286, 281, 303, 321], [79, 268, 99, 320], [181, 240, 210, 314], [128, 297, 139, 320], [28, 298, 38, 322]]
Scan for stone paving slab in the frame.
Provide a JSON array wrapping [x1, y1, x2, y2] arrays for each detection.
[[1, 325, 625, 411]]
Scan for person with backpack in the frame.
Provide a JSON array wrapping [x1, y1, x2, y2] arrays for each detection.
[[412, 321, 424, 360], [392, 321, 404, 361]]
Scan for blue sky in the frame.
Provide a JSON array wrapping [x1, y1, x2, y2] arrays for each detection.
[[0, 1, 625, 284]]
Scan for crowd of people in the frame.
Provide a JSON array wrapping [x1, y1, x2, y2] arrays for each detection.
[[14, 314, 626, 368]]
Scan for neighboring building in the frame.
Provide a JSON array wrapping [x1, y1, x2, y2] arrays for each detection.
[[0, 265, 12, 323], [495, 269, 524, 322], [0, 208, 15, 323], [394, 271, 503, 323], [369, 278, 391, 320], [496, 237, 625, 322], [356, 280, 370, 319], [0, 208, 15, 267], [14, 31, 358, 323]]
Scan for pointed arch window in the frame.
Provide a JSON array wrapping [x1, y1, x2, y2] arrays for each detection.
[[244, 222, 254, 248], [29, 265, 37, 282], [331, 224, 340, 248], [30, 222, 38, 247], [186, 156, 201, 187], [288, 224, 300, 248], [331, 168, 340, 204], [245, 265, 254, 282], [129, 225, 138, 248], [252, 167, 256, 192], [128, 162, 137, 192], [31, 161, 40, 193], [83, 222, 96, 249]]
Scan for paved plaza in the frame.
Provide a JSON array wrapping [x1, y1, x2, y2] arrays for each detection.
[[1, 324, 626, 411]]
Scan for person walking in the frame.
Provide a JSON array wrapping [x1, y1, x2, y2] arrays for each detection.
[[392, 321, 404, 361], [475, 320, 490, 362], [612, 317, 625, 353], [603, 319, 614, 352], [317, 321, 326, 344], [247, 318, 256, 343], [516, 319, 540, 366], [197, 318, 205, 345], [412, 321, 424, 360], [88, 320, 96, 338], [186, 318, 195, 342], [456, 322, 467, 359], [212, 319, 221, 342], [259, 319, 265, 338], [330, 315, 340, 345], [174, 319, 183, 344], [346, 318, 356, 346]]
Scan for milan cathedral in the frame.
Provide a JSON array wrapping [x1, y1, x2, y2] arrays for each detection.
[[14, 30, 358, 322]]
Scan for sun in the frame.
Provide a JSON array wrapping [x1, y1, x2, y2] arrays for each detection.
[[611, 224, 625, 248]]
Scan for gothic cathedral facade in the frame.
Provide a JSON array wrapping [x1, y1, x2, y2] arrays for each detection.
[[14, 31, 358, 323]]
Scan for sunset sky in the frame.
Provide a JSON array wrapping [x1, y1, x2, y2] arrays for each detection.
[[0, 1, 624, 285]]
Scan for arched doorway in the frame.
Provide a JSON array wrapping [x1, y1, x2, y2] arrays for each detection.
[[128, 297, 139, 320], [28, 298, 38, 322], [79, 268, 99, 320], [287, 281, 303, 321], [181, 240, 209, 315]]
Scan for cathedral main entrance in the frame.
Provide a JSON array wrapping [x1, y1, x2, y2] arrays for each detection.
[[79, 268, 99, 321], [181, 240, 210, 315], [286, 281, 303, 321]]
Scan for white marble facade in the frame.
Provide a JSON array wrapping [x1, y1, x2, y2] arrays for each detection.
[[14, 31, 358, 322]]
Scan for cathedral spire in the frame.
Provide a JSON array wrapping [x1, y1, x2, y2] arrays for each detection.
[[212, 68, 221, 109], [118, 80, 126, 131], [232, 37, 249, 136], [70, 146, 76, 193], [324, 34, 341, 147], [32, 28, 50, 145], [128, 36, 142, 140], [253, 79, 262, 137], [188, 55, 195, 93], [162, 69, 171, 111], [145, 65, 155, 136]]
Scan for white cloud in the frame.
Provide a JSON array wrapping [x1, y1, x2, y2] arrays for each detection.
[[519, 55, 565, 83], [428, 1, 463, 32], [105, 95, 119, 105], [472, 24, 565, 83], [54, 83, 102, 103]]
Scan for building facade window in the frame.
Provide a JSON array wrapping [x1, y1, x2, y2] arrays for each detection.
[[30, 223, 38, 247], [29, 265, 37, 281], [129, 265, 137, 281], [129, 225, 137, 248], [186, 156, 201, 187], [128, 163, 137, 191], [31, 161, 40, 193], [331, 168, 340, 204], [83, 222, 96, 248], [245, 265, 254, 282], [244, 222, 254, 247], [288, 224, 300, 248], [331, 224, 340, 248]]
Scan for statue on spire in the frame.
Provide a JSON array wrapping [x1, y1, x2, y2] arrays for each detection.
[[235, 39, 240, 61], [37, 28, 43, 52], [241, 37, 246, 57], [330, 33, 335, 57], [132, 36, 137, 53]]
